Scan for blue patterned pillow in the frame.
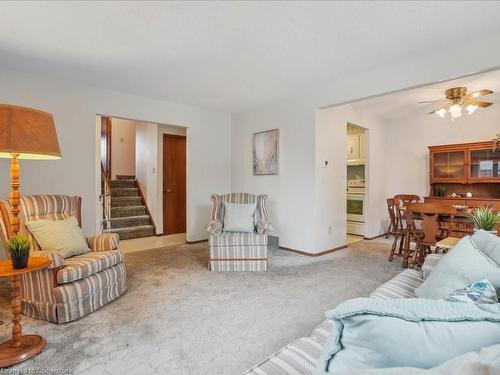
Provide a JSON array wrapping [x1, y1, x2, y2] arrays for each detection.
[[444, 279, 498, 305]]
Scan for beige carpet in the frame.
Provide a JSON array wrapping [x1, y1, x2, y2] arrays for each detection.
[[0, 239, 402, 375]]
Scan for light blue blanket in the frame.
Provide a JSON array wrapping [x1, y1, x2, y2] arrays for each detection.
[[317, 298, 500, 373]]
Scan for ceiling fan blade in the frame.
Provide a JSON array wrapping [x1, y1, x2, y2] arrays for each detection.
[[468, 89, 493, 98], [463, 99, 493, 108], [419, 99, 447, 104]]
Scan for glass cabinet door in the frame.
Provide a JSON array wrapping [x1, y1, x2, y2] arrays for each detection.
[[469, 149, 500, 179], [432, 151, 466, 180]]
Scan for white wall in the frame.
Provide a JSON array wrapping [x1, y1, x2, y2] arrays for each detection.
[[231, 98, 317, 251], [231, 36, 500, 253], [0, 68, 231, 241], [385, 104, 500, 199], [111, 118, 136, 179], [135, 122, 188, 235], [315, 105, 387, 252], [135, 122, 158, 227]]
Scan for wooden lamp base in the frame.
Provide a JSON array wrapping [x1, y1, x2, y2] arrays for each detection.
[[0, 335, 46, 367]]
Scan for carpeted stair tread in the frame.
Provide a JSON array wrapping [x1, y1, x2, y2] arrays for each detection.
[[104, 178, 154, 239], [111, 196, 143, 207], [110, 215, 151, 229], [110, 180, 136, 188], [111, 206, 146, 218], [112, 225, 155, 240], [111, 187, 139, 197]]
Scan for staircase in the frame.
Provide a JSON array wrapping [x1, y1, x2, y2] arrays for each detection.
[[108, 179, 155, 240]]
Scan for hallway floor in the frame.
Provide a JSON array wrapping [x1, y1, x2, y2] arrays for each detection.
[[118, 233, 186, 253]]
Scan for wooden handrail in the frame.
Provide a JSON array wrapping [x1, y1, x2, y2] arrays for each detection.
[[99, 163, 112, 233]]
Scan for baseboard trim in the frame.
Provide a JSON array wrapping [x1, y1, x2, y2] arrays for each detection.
[[279, 244, 348, 257], [186, 239, 209, 244], [364, 233, 387, 240]]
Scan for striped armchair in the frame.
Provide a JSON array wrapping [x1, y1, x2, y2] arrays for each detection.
[[0, 195, 127, 324], [207, 193, 272, 271]]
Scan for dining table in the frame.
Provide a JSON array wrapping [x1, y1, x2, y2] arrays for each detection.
[[398, 202, 474, 268]]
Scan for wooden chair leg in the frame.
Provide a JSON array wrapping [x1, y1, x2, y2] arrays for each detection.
[[411, 244, 420, 268], [388, 234, 398, 262], [396, 234, 404, 255]]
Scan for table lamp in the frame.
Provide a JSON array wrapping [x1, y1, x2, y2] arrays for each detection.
[[0, 104, 61, 238]]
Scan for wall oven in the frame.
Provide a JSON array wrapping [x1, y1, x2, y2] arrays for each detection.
[[346, 180, 365, 235]]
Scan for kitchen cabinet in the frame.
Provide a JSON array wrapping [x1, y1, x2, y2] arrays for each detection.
[[428, 140, 500, 203], [347, 133, 365, 162]]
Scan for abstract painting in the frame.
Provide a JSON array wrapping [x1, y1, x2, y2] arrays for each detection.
[[253, 129, 279, 175]]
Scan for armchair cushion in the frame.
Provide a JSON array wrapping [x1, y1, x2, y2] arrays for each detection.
[[25, 216, 90, 259], [209, 232, 267, 247], [86, 233, 119, 252], [30, 250, 64, 270], [206, 220, 223, 236], [223, 202, 256, 232], [57, 250, 124, 284]]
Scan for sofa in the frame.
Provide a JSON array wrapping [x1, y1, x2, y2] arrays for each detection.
[[207, 193, 272, 271], [0, 195, 127, 324], [244, 253, 499, 374]]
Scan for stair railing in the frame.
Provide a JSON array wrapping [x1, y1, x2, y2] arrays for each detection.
[[99, 164, 112, 233]]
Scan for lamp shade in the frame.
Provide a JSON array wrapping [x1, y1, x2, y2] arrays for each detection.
[[0, 104, 61, 160]]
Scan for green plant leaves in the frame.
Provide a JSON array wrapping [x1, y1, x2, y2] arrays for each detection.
[[465, 206, 500, 231], [4, 234, 31, 258]]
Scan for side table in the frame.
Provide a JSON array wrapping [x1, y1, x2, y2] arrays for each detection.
[[0, 257, 51, 367]]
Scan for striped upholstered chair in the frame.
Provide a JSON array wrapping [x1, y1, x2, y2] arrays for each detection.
[[207, 193, 272, 271], [0, 195, 127, 324]]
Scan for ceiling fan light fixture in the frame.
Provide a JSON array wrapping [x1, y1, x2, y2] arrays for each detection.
[[466, 104, 479, 115], [423, 86, 493, 121], [449, 104, 463, 120], [435, 108, 447, 118]]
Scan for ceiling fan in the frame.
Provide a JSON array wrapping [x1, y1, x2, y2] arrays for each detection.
[[419, 86, 493, 120]]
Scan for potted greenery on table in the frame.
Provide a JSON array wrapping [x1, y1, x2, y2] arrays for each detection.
[[4, 234, 31, 269], [465, 206, 500, 235]]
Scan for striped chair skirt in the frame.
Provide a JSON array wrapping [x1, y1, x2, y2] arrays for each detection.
[[21, 250, 127, 324]]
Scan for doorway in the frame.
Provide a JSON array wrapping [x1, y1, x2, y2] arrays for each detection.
[[346, 123, 366, 244], [163, 134, 187, 235]]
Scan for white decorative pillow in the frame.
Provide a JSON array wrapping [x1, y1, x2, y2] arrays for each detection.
[[223, 202, 256, 232], [25, 216, 90, 259]]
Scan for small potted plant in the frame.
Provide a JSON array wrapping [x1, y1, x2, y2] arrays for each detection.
[[4, 234, 31, 269], [435, 185, 447, 197], [465, 206, 500, 235]]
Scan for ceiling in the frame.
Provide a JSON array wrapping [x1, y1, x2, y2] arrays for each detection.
[[348, 69, 500, 122], [0, 2, 500, 113]]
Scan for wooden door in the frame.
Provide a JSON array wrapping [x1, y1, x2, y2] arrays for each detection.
[[100, 117, 112, 179], [163, 135, 186, 235]]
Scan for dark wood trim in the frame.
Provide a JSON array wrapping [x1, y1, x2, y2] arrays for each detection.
[[135, 180, 157, 234], [186, 239, 208, 244], [100, 117, 112, 180], [364, 233, 386, 240], [279, 244, 348, 257]]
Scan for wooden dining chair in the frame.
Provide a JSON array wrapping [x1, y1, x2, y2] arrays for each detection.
[[405, 203, 456, 267], [394, 194, 420, 207], [386, 198, 406, 262]]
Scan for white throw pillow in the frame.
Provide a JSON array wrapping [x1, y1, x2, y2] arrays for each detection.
[[25, 216, 91, 259], [223, 202, 256, 232]]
